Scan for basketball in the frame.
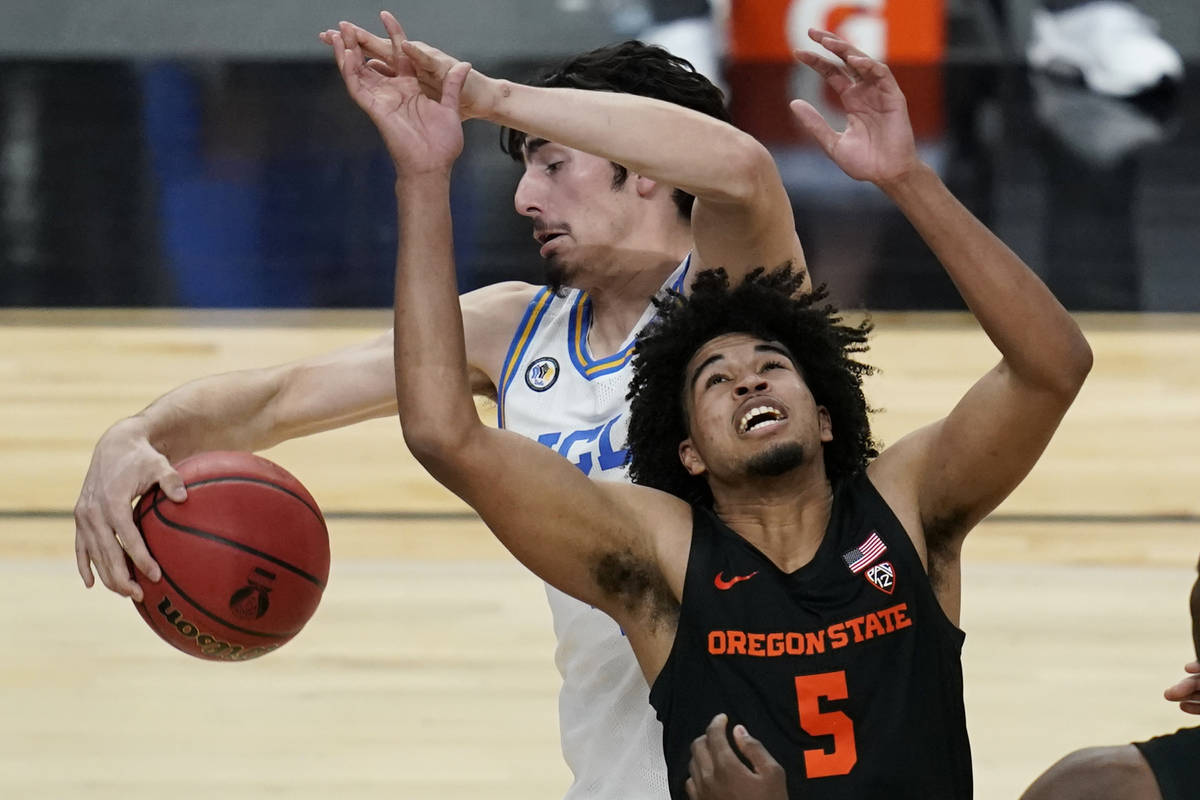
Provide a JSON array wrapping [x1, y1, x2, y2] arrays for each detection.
[[130, 451, 330, 662]]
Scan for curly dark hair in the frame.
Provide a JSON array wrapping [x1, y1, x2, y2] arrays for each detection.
[[626, 265, 878, 506], [500, 40, 730, 220]]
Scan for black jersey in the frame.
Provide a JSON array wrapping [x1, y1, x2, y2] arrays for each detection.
[[649, 472, 972, 799], [1134, 726, 1200, 800]]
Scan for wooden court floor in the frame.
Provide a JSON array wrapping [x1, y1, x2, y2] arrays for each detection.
[[1, 309, 1197, 799]]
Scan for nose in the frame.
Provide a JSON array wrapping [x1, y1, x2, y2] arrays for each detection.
[[513, 170, 542, 218], [733, 376, 769, 397]]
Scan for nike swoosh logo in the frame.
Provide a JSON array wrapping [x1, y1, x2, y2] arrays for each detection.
[[714, 571, 759, 590]]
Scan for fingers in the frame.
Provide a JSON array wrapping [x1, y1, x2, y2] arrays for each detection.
[[379, 10, 408, 45], [689, 714, 720, 781], [367, 59, 399, 78], [76, 507, 142, 599], [794, 49, 854, 94], [733, 724, 781, 775], [333, 22, 372, 93], [684, 776, 699, 800], [804, 28, 895, 89], [789, 98, 838, 154], [75, 529, 94, 587], [808, 27, 870, 63], [440, 61, 471, 112], [400, 39, 438, 72]]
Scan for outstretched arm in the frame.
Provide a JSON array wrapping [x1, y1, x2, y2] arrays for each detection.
[[323, 12, 804, 286], [791, 30, 1092, 591], [331, 24, 689, 624]]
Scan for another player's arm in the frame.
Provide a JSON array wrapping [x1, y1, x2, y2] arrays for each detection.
[[790, 31, 1092, 607], [478, 78, 803, 284], [394, 172, 687, 626], [332, 24, 691, 632], [327, 13, 804, 285], [73, 282, 525, 601]]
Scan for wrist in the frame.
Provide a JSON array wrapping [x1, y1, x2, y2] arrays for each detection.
[[467, 73, 502, 121], [875, 160, 936, 199], [394, 171, 453, 195]]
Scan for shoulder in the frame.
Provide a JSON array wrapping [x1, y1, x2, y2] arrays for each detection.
[[461, 282, 545, 386], [460, 281, 543, 323]]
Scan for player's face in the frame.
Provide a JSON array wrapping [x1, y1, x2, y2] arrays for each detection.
[[514, 139, 640, 291], [678, 333, 832, 483]]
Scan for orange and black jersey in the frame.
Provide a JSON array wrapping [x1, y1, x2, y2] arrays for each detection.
[[649, 472, 972, 799]]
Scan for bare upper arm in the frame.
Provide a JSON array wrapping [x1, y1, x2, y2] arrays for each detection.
[[687, 139, 808, 289], [423, 420, 692, 628], [460, 281, 542, 397], [870, 359, 1084, 555], [266, 281, 539, 441]]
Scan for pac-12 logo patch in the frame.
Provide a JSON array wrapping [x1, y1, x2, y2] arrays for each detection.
[[865, 561, 895, 595], [525, 357, 559, 392]]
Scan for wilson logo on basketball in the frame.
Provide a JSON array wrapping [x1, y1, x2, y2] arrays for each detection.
[[229, 567, 276, 620], [154, 596, 281, 661]]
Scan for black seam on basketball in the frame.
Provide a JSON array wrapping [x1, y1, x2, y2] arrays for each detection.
[[134, 486, 162, 525], [183, 476, 325, 525], [150, 505, 327, 589], [156, 567, 296, 640]]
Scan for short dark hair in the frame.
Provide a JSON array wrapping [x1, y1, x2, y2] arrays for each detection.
[[501, 40, 730, 220], [626, 266, 878, 506]]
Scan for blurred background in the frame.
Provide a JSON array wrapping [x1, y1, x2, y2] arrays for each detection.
[[1, 4, 1198, 799], [1, 0, 1197, 312]]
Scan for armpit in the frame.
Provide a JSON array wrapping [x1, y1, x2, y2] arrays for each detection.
[[591, 548, 679, 632]]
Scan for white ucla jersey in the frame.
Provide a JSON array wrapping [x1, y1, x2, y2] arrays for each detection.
[[497, 256, 690, 800]]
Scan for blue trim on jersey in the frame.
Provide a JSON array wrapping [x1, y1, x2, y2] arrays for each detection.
[[496, 287, 554, 428], [565, 253, 692, 382]]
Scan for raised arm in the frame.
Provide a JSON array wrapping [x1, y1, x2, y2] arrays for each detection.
[[324, 12, 804, 284], [790, 30, 1092, 587], [331, 23, 689, 629]]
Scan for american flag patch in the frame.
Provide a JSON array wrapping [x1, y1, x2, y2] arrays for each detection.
[[843, 532, 887, 574]]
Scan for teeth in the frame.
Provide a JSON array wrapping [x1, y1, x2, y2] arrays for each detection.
[[738, 406, 784, 434]]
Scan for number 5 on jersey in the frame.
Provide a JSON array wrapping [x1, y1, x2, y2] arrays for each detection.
[[795, 670, 858, 778]]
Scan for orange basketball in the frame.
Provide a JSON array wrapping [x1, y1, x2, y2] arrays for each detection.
[[130, 451, 330, 661]]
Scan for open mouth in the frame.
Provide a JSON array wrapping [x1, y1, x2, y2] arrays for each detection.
[[737, 405, 786, 434], [535, 232, 566, 245]]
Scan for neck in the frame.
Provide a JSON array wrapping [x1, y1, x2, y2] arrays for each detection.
[[578, 245, 688, 354], [710, 462, 834, 573]]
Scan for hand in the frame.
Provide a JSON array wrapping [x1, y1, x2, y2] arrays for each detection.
[[790, 28, 919, 186], [328, 15, 471, 176], [321, 12, 492, 119], [74, 419, 181, 601], [686, 714, 788, 800], [1164, 661, 1200, 714]]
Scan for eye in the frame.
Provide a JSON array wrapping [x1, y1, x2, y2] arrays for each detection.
[[545, 161, 564, 175], [760, 360, 788, 372], [704, 373, 728, 389]]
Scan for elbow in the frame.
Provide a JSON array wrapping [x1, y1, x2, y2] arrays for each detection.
[[1064, 333, 1094, 393], [400, 414, 474, 477], [717, 135, 777, 205], [1048, 332, 1094, 399]]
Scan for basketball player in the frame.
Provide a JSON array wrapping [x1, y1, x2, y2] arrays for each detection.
[[74, 15, 803, 800], [1020, 554, 1200, 800], [360, 25, 1092, 798]]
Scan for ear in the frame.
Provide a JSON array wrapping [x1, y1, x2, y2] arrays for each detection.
[[634, 173, 659, 199], [678, 437, 708, 477], [818, 406, 833, 443]]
